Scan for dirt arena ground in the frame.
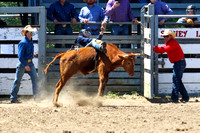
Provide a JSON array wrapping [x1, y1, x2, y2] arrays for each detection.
[[0, 91, 200, 133]]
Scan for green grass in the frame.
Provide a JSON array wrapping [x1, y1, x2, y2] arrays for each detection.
[[106, 92, 120, 99], [105, 91, 142, 99]]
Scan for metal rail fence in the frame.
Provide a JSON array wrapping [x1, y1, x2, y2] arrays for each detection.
[[141, 4, 200, 99]]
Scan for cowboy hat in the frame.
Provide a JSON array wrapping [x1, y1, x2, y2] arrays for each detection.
[[21, 25, 37, 36], [160, 29, 176, 38], [83, 0, 97, 2]]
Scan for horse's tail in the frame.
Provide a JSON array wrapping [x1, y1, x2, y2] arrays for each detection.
[[43, 52, 65, 74]]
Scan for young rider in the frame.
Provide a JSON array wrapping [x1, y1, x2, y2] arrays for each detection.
[[75, 27, 107, 53]]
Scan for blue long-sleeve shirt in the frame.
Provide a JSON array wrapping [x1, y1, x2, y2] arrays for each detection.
[[47, 1, 78, 22], [149, 1, 173, 22], [18, 36, 34, 66], [76, 34, 103, 47], [79, 5, 106, 30]]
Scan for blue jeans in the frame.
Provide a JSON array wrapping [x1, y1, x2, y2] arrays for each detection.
[[10, 62, 38, 102], [111, 25, 131, 48], [171, 59, 189, 102], [111, 25, 130, 35], [55, 25, 73, 35], [55, 25, 73, 48], [85, 40, 101, 51]]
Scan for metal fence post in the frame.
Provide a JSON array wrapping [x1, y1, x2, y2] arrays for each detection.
[[149, 5, 155, 99], [154, 15, 159, 96], [140, 5, 146, 95], [38, 7, 47, 91], [142, 4, 154, 99]]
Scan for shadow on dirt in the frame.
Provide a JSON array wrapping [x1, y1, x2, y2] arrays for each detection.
[[0, 95, 34, 104], [146, 96, 200, 104], [146, 97, 172, 103]]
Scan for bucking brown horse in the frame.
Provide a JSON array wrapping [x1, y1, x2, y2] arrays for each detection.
[[44, 43, 139, 106]]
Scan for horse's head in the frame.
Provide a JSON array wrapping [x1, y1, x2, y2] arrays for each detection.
[[118, 53, 140, 76]]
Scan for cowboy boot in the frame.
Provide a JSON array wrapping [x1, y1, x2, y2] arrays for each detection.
[[100, 42, 107, 53]]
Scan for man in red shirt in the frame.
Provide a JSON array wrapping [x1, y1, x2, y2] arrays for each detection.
[[153, 29, 189, 103]]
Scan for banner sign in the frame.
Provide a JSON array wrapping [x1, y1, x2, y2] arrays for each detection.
[[158, 28, 200, 39]]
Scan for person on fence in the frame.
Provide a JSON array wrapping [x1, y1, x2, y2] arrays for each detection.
[[75, 27, 107, 53], [10, 25, 39, 103], [105, 0, 138, 48], [149, 0, 173, 28], [153, 29, 189, 103], [79, 0, 107, 35], [47, 0, 78, 48], [177, 5, 200, 28]]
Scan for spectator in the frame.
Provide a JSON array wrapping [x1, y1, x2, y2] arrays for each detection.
[[149, 0, 173, 28], [10, 25, 39, 103], [47, 0, 78, 48], [79, 0, 107, 35], [177, 5, 200, 28], [75, 27, 107, 53], [153, 29, 189, 103], [105, 0, 138, 48]]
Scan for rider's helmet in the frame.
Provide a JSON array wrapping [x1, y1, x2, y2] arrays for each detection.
[[79, 29, 91, 38], [186, 5, 196, 14]]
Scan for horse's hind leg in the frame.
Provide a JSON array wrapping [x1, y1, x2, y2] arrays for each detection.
[[53, 74, 73, 107], [53, 79, 64, 107], [53, 63, 78, 107]]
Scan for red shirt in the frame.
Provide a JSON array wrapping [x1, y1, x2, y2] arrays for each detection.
[[153, 38, 184, 63]]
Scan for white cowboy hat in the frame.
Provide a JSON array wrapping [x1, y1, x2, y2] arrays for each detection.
[[21, 25, 37, 36], [160, 29, 176, 38]]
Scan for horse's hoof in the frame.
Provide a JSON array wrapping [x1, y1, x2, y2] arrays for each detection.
[[96, 94, 104, 97], [53, 102, 63, 107]]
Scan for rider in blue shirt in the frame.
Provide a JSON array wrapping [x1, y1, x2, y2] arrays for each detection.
[[79, 0, 107, 35], [75, 27, 107, 53]]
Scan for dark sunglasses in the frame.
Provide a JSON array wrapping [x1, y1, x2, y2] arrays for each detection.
[[28, 31, 34, 34], [163, 35, 169, 38]]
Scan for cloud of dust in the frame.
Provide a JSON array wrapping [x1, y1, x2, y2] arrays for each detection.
[[33, 77, 103, 107]]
